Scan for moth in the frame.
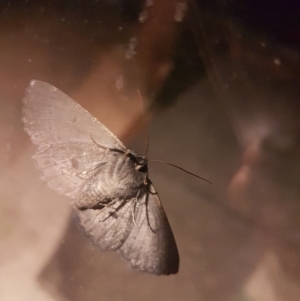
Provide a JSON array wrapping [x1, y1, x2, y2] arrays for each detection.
[[22, 80, 180, 275]]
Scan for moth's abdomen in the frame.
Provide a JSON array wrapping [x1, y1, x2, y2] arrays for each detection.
[[76, 154, 145, 209]]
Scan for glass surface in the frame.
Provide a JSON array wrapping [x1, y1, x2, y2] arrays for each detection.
[[0, 1, 299, 300]]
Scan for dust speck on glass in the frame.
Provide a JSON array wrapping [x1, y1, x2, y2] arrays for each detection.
[[22, 80, 179, 275], [125, 37, 138, 60]]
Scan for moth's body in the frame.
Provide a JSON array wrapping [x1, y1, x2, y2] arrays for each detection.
[[22, 80, 179, 275], [77, 150, 148, 209]]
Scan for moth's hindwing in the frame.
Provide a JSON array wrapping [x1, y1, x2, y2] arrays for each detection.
[[77, 182, 179, 275], [119, 182, 179, 275]]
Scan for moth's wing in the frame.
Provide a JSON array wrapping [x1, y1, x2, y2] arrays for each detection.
[[22, 80, 127, 199], [119, 181, 179, 275], [76, 199, 134, 251], [32, 142, 110, 199], [23, 80, 126, 149]]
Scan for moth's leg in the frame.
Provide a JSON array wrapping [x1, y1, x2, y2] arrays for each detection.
[[61, 162, 106, 181], [60, 166, 90, 180], [89, 132, 110, 150], [82, 162, 106, 178], [98, 199, 127, 222], [60, 169, 86, 180], [131, 190, 142, 228], [75, 199, 124, 229], [90, 198, 122, 221], [147, 181, 158, 195], [144, 192, 157, 233], [93, 198, 120, 209], [89, 132, 126, 154], [131, 199, 139, 228]]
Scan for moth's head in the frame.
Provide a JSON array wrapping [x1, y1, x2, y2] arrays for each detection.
[[126, 150, 148, 173], [135, 154, 148, 168]]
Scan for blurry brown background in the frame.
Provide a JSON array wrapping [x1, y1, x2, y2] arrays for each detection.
[[0, 1, 300, 301]]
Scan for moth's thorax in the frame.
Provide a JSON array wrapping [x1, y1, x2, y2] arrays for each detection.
[[78, 150, 148, 204]]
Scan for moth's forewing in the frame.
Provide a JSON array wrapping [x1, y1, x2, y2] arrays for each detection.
[[22, 80, 126, 199], [23, 80, 126, 149]]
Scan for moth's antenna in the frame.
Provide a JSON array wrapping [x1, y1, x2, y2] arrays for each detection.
[[149, 159, 212, 184], [137, 89, 149, 157]]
